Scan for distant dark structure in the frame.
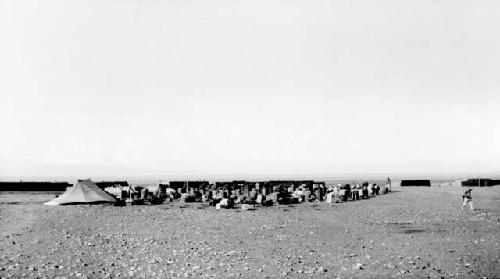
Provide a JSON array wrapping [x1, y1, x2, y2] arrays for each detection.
[[169, 181, 210, 193], [95, 181, 129, 190], [268, 180, 325, 187], [461, 178, 500, 187], [0, 181, 71, 192], [268, 180, 314, 187], [401, 180, 431, 187], [215, 181, 262, 189]]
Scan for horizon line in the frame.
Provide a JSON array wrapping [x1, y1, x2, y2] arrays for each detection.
[[1, 171, 499, 182]]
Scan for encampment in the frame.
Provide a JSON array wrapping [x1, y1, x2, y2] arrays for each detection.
[[44, 179, 116, 205], [461, 178, 500, 187], [400, 180, 431, 187]]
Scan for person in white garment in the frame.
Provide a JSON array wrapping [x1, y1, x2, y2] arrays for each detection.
[[462, 188, 474, 211]]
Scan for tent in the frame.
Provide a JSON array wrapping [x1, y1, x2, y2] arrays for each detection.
[[44, 179, 116, 205], [461, 178, 500, 187], [400, 180, 431, 187]]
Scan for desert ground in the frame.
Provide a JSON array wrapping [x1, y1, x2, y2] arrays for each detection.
[[1, 185, 499, 278]]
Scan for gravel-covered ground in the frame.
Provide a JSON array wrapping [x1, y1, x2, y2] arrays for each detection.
[[1, 186, 499, 278]]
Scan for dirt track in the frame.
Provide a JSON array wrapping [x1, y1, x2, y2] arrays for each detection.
[[1, 186, 499, 278]]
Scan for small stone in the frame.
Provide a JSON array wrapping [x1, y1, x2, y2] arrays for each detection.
[[353, 263, 363, 270]]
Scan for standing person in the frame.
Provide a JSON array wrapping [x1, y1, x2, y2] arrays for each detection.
[[333, 185, 340, 202], [362, 183, 369, 199], [312, 186, 320, 201], [344, 184, 351, 201], [352, 184, 360, 200], [462, 189, 474, 211], [249, 187, 258, 201], [373, 183, 379, 195]]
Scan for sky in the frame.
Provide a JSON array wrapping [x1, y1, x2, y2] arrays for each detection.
[[1, 0, 499, 180]]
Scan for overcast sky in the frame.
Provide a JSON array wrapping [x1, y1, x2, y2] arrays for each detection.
[[1, 0, 499, 179]]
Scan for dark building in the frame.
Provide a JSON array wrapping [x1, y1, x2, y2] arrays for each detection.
[[95, 181, 129, 189], [461, 178, 500, 187], [0, 181, 71, 192], [169, 181, 210, 193], [401, 180, 431, 187]]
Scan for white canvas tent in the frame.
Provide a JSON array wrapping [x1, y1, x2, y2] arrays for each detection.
[[44, 179, 116, 205]]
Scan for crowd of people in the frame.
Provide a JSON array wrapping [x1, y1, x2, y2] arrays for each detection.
[[107, 179, 393, 208]]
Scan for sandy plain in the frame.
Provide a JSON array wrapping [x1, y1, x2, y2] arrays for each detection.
[[0, 185, 499, 278]]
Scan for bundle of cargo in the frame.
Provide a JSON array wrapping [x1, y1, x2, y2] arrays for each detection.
[[326, 192, 335, 203], [379, 185, 387, 194], [180, 193, 196, 202], [276, 192, 299, 205], [241, 204, 255, 211], [266, 192, 279, 204], [216, 198, 234, 209]]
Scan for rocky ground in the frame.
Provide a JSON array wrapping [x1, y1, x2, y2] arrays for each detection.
[[1, 186, 499, 278]]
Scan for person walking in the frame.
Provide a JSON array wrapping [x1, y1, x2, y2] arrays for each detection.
[[462, 189, 474, 211]]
